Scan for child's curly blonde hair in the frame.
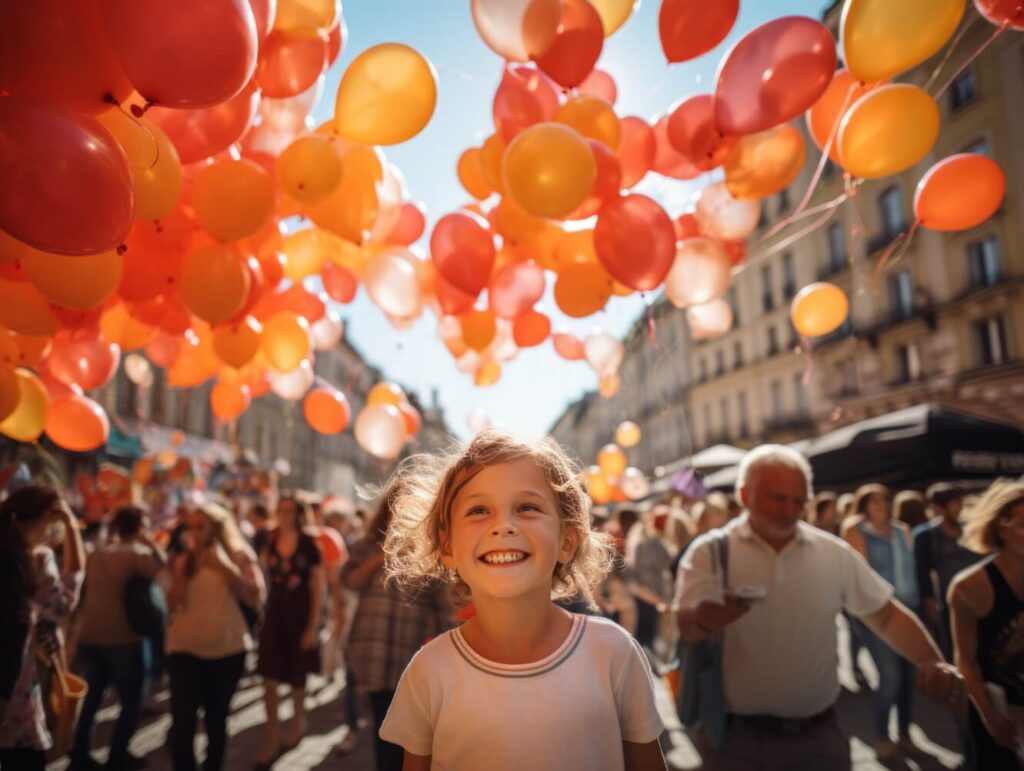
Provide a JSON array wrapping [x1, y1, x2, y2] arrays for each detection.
[[384, 429, 615, 607]]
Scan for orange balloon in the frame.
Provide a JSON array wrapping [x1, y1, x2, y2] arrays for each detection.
[[480, 134, 507, 194], [554, 262, 614, 317], [475, 360, 501, 387], [210, 377, 252, 422], [98, 113, 182, 220], [552, 332, 585, 360], [303, 386, 352, 434], [0, 368, 50, 441], [306, 141, 384, 243], [790, 282, 849, 337], [179, 245, 251, 324], [554, 95, 621, 150], [277, 134, 343, 202], [0, 279, 59, 335], [460, 309, 498, 352], [806, 69, 883, 164], [457, 147, 493, 201], [0, 365, 18, 422], [213, 316, 262, 368], [367, 381, 406, 408], [512, 310, 551, 347], [100, 303, 155, 351], [10, 334, 53, 368], [616, 116, 656, 188], [838, 84, 939, 179], [24, 249, 124, 311], [44, 394, 109, 451], [192, 159, 275, 242], [724, 124, 806, 201], [399, 401, 421, 436], [260, 311, 310, 372], [554, 229, 598, 268], [586, 465, 612, 503], [503, 123, 596, 219], [597, 443, 627, 477], [913, 153, 1006, 232]]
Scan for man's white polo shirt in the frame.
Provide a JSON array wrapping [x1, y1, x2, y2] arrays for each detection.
[[674, 515, 893, 718]]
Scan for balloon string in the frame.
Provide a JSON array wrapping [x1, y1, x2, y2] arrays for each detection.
[[747, 195, 846, 266], [870, 220, 920, 292], [798, 335, 814, 387], [933, 22, 1007, 101], [924, 15, 978, 92], [756, 82, 856, 246], [111, 100, 162, 171]]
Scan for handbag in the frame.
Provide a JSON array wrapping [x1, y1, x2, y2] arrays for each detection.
[[44, 651, 87, 762], [676, 530, 730, 747], [124, 573, 167, 639]]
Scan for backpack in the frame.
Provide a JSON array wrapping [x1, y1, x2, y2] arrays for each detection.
[[124, 573, 167, 639], [676, 530, 730, 747]]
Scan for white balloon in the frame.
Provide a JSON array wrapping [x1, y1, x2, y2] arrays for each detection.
[[311, 311, 344, 351], [354, 404, 407, 459], [695, 182, 761, 241], [470, 0, 560, 61], [124, 353, 153, 387], [364, 248, 423, 318], [456, 349, 482, 374], [686, 299, 734, 340], [621, 467, 650, 500], [489, 318, 519, 363], [368, 163, 405, 244], [664, 237, 733, 308], [584, 331, 624, 378], [269, 359, 314, 401], [467, 407, 492, 434]]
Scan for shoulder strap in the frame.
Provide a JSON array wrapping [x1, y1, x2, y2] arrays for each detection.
[[716, 531, 730, 591]]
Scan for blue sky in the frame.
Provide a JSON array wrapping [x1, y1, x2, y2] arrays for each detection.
[[311, 0, 830, 439]]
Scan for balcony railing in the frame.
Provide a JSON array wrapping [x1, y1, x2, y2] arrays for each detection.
[[762, 414, 815, 435]]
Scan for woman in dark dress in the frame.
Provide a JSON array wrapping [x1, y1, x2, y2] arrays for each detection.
[[949, 481, 1024, 770], [254, 497, 324, 769]]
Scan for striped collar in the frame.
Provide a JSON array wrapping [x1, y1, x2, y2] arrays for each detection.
[[449, 614, 587, 678]]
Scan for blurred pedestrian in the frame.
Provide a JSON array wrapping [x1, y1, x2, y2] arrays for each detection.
[[626, 505, 674, 659], [809, 491, 839, 535], [895, 490, 929, 530]]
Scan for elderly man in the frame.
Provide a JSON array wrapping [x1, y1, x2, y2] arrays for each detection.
[[675, 445, 960, 770]]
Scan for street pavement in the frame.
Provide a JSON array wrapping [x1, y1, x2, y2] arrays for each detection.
[[49, 616, 964, 770]]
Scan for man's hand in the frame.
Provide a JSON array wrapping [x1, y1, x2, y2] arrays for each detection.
[[980, 707, 1020, 750], [922, 597, 941, 628], [916, 661, 960, 702], [696, 591, 751, 633]]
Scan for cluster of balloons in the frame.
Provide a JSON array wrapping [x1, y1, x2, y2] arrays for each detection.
[[0, 0, 438, 457], [585, 426, 651, 504], [352, 381, 422, 460]]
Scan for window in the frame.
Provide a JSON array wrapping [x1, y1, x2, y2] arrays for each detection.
[[176, 390, 190, 430], [761, 265, 774, 312], [150, 369, 166, 423], [841, 358, 858, 395], [880, 187, 905, 236], [782, 253, 796, 299], [727, 287, 740, 326], [794, 373, 810, 419], [770, 380, 784, 416], [703, 403, 714, 443], [974, 316, 1008, 366], [720, 398, 731, 438], [888, 271, 914, 320], [738, 392, 749, 438], [828, 223, 846, 273], [823, 158, 838, 179], [777, 188, 791, 215], [962, 138, 991, 157], [948, 69, 977, 112], [896, 342, 922, 382], [733, 341, 744, 369], [767, 326, 779, 356], [699, 357, 708, 382], [715, 349, 725, 376], [968, 237, 1000, 288], [757, 206, 768, 230]]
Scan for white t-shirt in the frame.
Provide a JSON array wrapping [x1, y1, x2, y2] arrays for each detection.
[[675, 515, 894, 718], [167, 566, 251, 659], [380, 614, 664, 771]]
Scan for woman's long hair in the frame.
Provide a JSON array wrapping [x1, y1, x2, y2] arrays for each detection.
[[0, 485, 62, 627]]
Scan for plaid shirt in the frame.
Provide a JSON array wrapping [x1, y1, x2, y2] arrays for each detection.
[[343, 537, 452, 692]]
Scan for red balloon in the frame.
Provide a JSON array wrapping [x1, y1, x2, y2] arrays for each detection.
[[715, 16, 837, 136], [0, 99, 134, 256], [568, 140, 623, 220], [45, 394, 110, 452], [46, 330, 121, 391], [145, 332, 181, 368], [148, 81, 260, 165], [248, 0, 277, 42], [974, 0, 1024, 28], [431, 211, 496, 296], [493, 64, 560, 144], [667, 94, 738, 171], [660, 0, 738, 63], [616, 116, 656, 189], [723, 238, 746, 267], [228, 255, 266, 322], [532, 0, 603, 88], [120, 207, 194, 301], [254, 283, 326, 322], [489, 261, 545, 319], [322, 261, 358, 304], [513, 310, 551, 347], [913, 153, 1006, 232], [387, 202, 427, 246], [594, 194, 675, 291], [552, 332, 585, 360], [100, 0, 258, 108], [432, 269, 478, 316], [254, 30, 328, 98], [578, 69, 618, 104], [315, 526, 346, 565], [0, 0, 133, 114], [674, 212, 701, 241], [325, 18, 348, 65], [651, 116, 701, 180], [399, 402, 421, 437]]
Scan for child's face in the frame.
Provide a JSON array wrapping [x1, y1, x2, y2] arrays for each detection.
[[444, 458, 578, 605]]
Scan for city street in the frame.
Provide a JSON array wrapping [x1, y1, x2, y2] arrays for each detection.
[[50, 616, 964, 771]]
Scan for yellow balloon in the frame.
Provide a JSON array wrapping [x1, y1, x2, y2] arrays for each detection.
[[0, 279, 59, 336], [24, 249, 123, 311], [586, 465, 613, 504], [100, 303, 154, 351], [277, 135, 343, 203], [192, 159, 275, 242], [554, 95, 621, 150], [274, 0, 339, 34], [480, 134, 507, 194], [590, 0, 638, 35], [503, 123, 596, 219], [457, 148, 493, 201], [334, 43, 438, 146], [367, 381, 406, 407], [474, 361, 501, 387], [179, 245, 251, 325], [790, 282, 849, 338], [0, 365, 18, 423], [724, 125, 806, 201], [307, 141, 385, 244], [839, 84, 939, 180], [597, 443, 627, 477], [615, 420, 641, 448], [99, 112, 182, 220], [281, 228, 331, 280], [841, 0, 966, 82], [0, 368, 50, 442], [213, 316, 262, 369], [261, 311, 311, 372]]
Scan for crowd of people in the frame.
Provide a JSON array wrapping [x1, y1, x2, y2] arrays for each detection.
[[0, 433, 1021, 771]]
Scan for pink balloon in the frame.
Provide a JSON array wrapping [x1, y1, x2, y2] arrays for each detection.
[[430, 211, 496, 296], [578, 69, 618, 104], [492, 64, 560, 144], [148, 81, 260, 164], [651, 115, 701, 180], [100, 0, 258, 108], [489, 261, 545, 319], [616, 116, 656, 189], [686, 299, 734, 340], [254, 30, 328, 98], [46, 330, 121, 391], [695, 182, 761, 241], [248, 0, 277, 42], [663, 236, 732, 308], [322, 261, 358, 303], [0, 99, 134, 256], [714, 16, 836, 136], [667, 94, 738, 171], [568, 139, 623, 220], [974, 0, 1024, 28], [552, 332, 585, 361], [594, 194, 676, 291], [363, 248, 423, 319], [387, 202, 427, 246]]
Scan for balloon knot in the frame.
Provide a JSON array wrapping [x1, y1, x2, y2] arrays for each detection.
[[103, 92, 118, 105], [116, 244, 128, 255]]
